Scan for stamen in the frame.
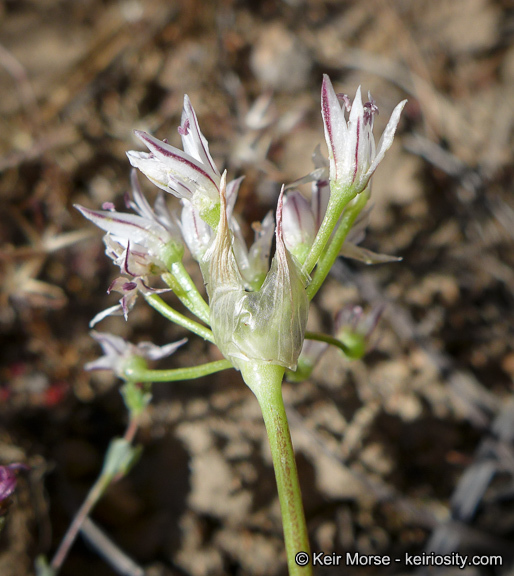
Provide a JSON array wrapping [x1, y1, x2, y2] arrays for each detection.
[[122, 282, 138, 292], [177, 119, 190, 136], [336, 93, 352, 113], [363, 95, 379, 126], [123, 191, 132, 210]]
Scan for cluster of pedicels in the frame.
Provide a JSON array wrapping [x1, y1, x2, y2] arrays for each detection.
[[76, 75, 406, 381]]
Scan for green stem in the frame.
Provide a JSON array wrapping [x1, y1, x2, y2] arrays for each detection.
[[307, 192, 369, 300], [163, 261, 210, 324], [123, 359, 232, 382], [304, 330, 352, 356], [50, 421, 140, 573], [240, 362, 311, 576], [50, 474, 109, 572], [144, 294, 214, 343], [301, 186, 355, 275]]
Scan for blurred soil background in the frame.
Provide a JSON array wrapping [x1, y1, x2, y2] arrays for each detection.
[[1, 0, 514, 575]]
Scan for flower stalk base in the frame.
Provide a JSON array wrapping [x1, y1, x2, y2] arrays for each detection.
[[240, 362, 312, 576]]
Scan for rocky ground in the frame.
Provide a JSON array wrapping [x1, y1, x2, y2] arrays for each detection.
[[1, 0, 513, 575]]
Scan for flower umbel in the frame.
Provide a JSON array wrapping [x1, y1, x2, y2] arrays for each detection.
[[75, 77, 406, 576]]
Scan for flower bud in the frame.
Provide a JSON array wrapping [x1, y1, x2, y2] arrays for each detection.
[[282, 191, 315, 262], [335, 304, 383, 360]]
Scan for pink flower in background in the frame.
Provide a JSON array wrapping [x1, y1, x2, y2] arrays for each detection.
[[0, 463, 28, 513]]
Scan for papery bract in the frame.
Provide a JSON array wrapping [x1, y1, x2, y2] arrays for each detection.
[[286, 339, 329, 383], [231, 211, 275, 291], [206, 177, 308, 371]]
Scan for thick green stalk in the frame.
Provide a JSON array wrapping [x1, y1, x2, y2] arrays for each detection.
[[123, 359, 232, 382], [144, 294, 214, 343], [240, 362, 311, 576], [307, 192, 369, 300], [162, 261, 211, 324]]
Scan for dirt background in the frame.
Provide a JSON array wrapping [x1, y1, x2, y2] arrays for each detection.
[[1, 0, 513, 575]]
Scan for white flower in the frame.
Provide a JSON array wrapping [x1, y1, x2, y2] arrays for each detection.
[[127, 96, 222, 226], [321, 74, 407, 196], [75, 171, 183, 273], [180, 200, 214, 261], [180, 174, 274, 291], [77, 171, 179, 326], [88, 277, 170, 328], [282, 190, 316, 261], [179, 175, 243, 261], [283, 147, 401, 266], [85, 331, 187, 379], [282, 145, 330, 260]]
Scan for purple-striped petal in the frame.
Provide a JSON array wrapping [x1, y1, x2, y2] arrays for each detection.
[[75, 205, 171, 251], [132, 130, 220, 201], [180, 95, 220, 178], [321, 74, 348, 184], [347, 86, 363, 185], [340, 242, 402, 264], [364, 98, 407, 182], [136, 338, 187, 360]]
